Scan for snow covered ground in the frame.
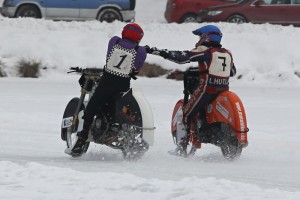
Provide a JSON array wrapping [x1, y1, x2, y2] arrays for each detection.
[[1, 0, 300, 199]]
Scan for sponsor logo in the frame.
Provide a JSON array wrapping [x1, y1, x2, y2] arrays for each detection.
[[216, 102, 229, 119], [235, 102, 245, 132], [183, 95, 196, 114]]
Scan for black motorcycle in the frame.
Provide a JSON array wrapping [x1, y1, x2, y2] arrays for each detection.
[[61, 67, 155, 160]]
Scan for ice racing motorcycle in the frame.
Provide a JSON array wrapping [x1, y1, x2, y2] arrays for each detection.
[[171, 67, 249, 160], [61, 67, 155, 160]]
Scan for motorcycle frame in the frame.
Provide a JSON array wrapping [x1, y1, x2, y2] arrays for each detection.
[[67, 67, 155, 146]]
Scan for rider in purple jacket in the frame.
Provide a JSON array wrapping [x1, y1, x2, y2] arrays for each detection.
[[71, 23, 147, 155]]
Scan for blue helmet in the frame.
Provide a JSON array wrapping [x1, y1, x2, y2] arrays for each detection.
[[192, 25, 222, 46]]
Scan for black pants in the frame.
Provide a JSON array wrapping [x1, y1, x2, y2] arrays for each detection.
[[82, 74, 130, 131]]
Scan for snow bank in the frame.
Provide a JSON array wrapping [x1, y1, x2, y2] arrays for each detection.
[[0, 17, 299, 86]]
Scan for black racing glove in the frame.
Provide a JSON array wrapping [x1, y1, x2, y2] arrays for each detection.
[[151, 47, 169, 59], [144, 45, 153, 54]]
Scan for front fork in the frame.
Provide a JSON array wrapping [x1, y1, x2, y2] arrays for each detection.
[[71, 79, 92, 132], [183, 89, 191, 149], [183, 90, 202, 150], [189, 121, 202, 149]]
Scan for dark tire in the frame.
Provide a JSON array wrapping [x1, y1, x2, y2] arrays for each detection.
[[180, 14, 197, 23], [61, 98, 82, 141], [122, 139, 149, 161], [16, 5, 41, 18], [219, 123, 243, 160], [61, 98, 89, 155], [227, 14, 247, 24], [97, 8, 122, 23]]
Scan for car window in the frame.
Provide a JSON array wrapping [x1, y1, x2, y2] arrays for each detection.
[[264, 0, 272, 4], [269, 0, 291, 4], [292, 0, 300, 4]]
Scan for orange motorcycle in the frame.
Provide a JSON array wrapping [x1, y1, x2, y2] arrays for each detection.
[[170, 67, 249, 160]]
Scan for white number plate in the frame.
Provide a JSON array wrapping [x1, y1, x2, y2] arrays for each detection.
[[62, 117, 73, 128]]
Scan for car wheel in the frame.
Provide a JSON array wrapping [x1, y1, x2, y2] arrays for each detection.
[[97, 8, 122, 23], [16, 5, 41, 18], [180, 14, 197, 23], [227, 14, 247, 24]]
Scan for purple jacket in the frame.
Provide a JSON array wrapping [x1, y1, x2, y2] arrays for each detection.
[[107, 36, 147, 72]]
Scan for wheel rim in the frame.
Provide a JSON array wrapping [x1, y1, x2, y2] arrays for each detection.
[[66, 125, 77, 149], [183, 17, 196, 23], [230, 17, 246, 24], [100, 11, 120, 22], [23, 10, 37, 18]]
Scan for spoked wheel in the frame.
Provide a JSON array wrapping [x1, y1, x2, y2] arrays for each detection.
[[16, 5, 41, 18], [169, 132, 198, 158], [180, 14, 197, 23], [61, 98, 89, 156], [176, 144, 197, 157], [120, 125, 149, 161], [187, 145, 197, 157], [97, 8, 122, 23], [122, 141, 149, 161], [227, 14, 247, 24], [219, 123, 243, 160]]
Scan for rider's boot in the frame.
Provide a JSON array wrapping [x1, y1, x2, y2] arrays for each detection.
[[71, 128, 89, 156]]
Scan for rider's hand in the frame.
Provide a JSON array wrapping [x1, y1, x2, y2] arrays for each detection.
[[159, 49, 169, 59], [151, 47, 169, 59], [144, 45, 153, 54]]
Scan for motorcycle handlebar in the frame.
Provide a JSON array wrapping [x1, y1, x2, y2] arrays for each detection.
[[68, 67, 82, 73], [68, 67, 104, 76], [172, 67, 204, 77]]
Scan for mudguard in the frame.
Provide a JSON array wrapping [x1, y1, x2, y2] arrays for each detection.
[[171, 99, 184, 135], [131, 88, 155, 146], [206, 91, 248, 145]]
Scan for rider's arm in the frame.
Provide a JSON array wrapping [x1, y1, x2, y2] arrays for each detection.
[[133, 46, 147, 73], [156, 50, 210, 64], [164, 50, 192, 64], [230, 63, 237, 77], [106, 36, 120, 58], [152, 45, 211, 64]]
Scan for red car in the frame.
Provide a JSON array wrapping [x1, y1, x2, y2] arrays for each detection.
[[164, 0, 238, 23], [198, 0, 300, 26]]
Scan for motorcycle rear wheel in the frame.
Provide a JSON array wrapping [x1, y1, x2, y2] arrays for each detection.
[[62, 98, 90, 156], [219, 123, 243, 160], [121, 125, 149, 161]]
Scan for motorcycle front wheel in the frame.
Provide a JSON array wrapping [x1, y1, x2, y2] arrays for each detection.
[[62, 98, 89, 156]]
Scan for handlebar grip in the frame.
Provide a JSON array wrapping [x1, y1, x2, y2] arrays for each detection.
[[83, 68, 103, 74], [68, 67, 103, 76], [69, 67, 81, 72]]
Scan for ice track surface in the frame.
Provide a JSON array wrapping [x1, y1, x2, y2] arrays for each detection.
[[0, 77, 299, 200]]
